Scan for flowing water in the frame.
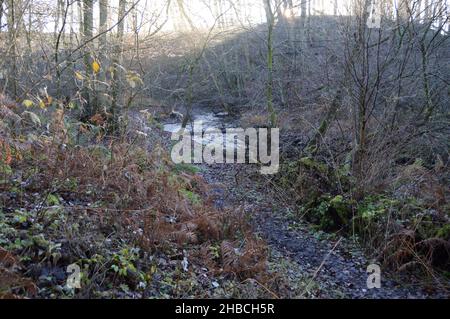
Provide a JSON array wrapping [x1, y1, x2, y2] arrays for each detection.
[[151, 109, 448, 299], [163, 111, 248, 157]]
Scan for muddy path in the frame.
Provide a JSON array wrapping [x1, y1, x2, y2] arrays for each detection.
[[199, 163, 450, 298], [153, 108, 448, 299]]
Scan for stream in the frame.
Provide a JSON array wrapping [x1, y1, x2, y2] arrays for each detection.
[[138, 108, 448, 299], [162, 111, 236, 134], [162, 110, 248, 156]]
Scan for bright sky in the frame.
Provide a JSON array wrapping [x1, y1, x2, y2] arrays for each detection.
[[33, 0, 447, 34], [36, 0, 358, 34]]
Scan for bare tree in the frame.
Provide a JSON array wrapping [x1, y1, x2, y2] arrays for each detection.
[[7, 0, 17, 98], [110, 0, 127, 131], [82, 0, 95, 118], [301, 0, 307, 18], [98, 0, 109, 111], [263, 0, 277, 127]]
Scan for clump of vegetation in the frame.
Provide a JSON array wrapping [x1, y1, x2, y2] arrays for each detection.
[[278, 147, 449, 280], [0, 102, 269, 298]]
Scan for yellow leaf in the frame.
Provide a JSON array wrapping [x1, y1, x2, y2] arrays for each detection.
[[22, 99, 34, 108], [75, 71, 84, 80], [38, 99, 46, 109], [92, 61, 100, 74], [150, 265, 157, 274], [126, 72, 143, 88], [127, 78, 136, 88]]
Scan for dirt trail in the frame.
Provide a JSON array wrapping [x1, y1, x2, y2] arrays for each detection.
[[150, 108, 447, 298], [199, 163, 447, 299]]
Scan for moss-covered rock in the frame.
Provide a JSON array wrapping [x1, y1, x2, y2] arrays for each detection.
[[299, 157, 328, 175], [306, 194, 353, 231]]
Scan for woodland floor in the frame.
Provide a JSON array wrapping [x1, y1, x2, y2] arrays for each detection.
[[199, 162, 449, 299], [163, 107, 449, 299], [0, 107, 447, 299]]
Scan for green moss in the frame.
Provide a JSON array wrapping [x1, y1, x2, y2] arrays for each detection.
[[334, 163, 354, 189], [179, 189, 202, 205], [436, 224, 450, 240], [299, 157, 328, 174], [173, 163, 201, 175], [46, 194, 60, 206], [357, 195, 398, 221], [308, 194, 352, 231]]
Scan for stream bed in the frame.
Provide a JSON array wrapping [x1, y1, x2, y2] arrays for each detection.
[[136, 108, 449, 299], [162, 110, 248, 157]]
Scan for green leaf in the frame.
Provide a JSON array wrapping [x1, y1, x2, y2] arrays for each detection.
[[46, 194, 60, 206]]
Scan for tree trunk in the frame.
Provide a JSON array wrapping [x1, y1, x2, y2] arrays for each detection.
[[26, 1, 32, 51], [99, 0, 108, 63], [0, 0, 3, 32], [7, 0, 17, 99], [397, 0, 410, 21], [177, 0, 196, 31], [305, 90, 343, 155], [424, 0, 430, 20], [263, 0, 277, 127], [99, 0, 108, 111], [82, 0, 94, 118], [349, 0, 371, 181], [77, 0, 83, 38], [301, 0, 307, 17], [54, 0, 67, 99], [110, 0, 126, 132], [415, 0, 422, 19]]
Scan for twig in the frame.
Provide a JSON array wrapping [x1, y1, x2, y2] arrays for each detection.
[[302, 237, 343, 297]]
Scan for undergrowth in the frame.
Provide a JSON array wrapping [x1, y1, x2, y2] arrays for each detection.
[[277, 146, 449, 287], [0, 100, 274, 298]]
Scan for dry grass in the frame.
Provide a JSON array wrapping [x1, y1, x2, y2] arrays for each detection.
[[0, 104, 268, 298]]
